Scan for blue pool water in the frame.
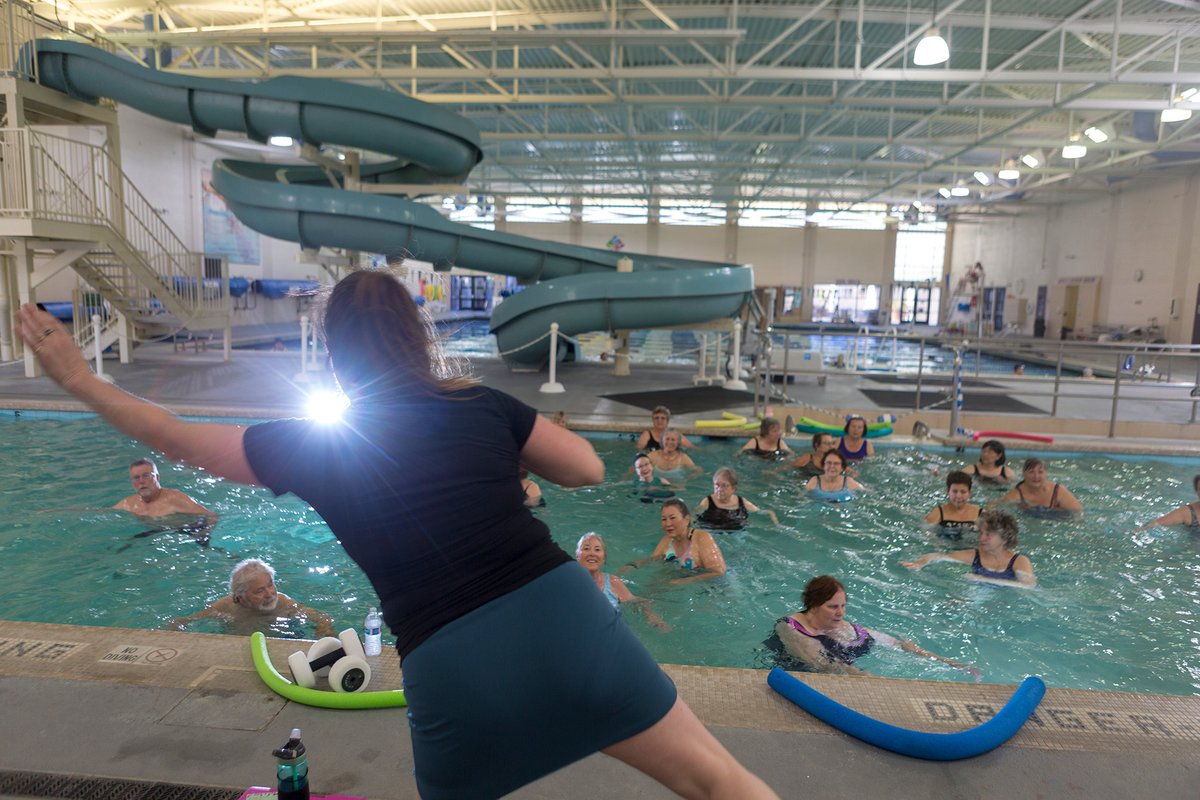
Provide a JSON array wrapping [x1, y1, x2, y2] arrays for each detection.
[[2, 413, 1197, 696]]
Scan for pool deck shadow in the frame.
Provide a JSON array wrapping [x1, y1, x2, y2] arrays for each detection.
[[1, 343, 1199, 799]]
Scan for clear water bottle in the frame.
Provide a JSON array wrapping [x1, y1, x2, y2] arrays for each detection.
[[273, 728, 309, 800], [364, 607, 382, 656]]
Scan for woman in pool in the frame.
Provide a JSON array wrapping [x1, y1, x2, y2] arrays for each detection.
[[923, 470, 981, 538], [836, 416, 875, 461], [631, 453, 676, 502], [695, 467, 779, 530], [963, 439, 1015, 484], [765, 575, 979, 676], [902, 509, 1036, 587], [625, 498, 727, 585], [1139, 474, 1200, 530], [783, 432, 836, 478], [15, 284, 777, 799], [740, 417, 792, 459], [999, 458, 1083, 517], [575, 533, 669, 631], [805, 450, 864, 502], [636, 405, 695, 452], [647, 429, 704, 479]]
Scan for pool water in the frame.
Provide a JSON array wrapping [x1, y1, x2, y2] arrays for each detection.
[[2, 413, 1197, 696]]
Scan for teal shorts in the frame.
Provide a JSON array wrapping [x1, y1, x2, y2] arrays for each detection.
[[402, 561, 677, 799]]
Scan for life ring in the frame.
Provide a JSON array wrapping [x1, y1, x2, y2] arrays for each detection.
[[767, 668, 1045, 760], [972, 430, 1054, 443], [695, 411, 748, 428], [250, 632, 407, 709]]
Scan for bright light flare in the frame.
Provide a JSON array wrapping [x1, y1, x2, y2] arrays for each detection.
[[306, 389, 350, 423]]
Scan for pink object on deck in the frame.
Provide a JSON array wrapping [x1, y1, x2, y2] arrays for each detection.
[[971, 430, 1054, 443], [239, 789, 366, 800]]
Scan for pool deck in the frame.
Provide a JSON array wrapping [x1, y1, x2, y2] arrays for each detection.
[[1, 342, 1199, 799]]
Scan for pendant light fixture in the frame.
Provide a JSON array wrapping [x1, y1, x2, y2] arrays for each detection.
[[913, 2, 950, 66]]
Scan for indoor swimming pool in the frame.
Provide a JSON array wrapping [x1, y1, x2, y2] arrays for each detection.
[[2, 412, 1196, 696]]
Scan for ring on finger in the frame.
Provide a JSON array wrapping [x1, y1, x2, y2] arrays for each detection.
[[41, 328, 56, 338]]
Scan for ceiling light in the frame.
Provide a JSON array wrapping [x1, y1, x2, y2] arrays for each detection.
[[1062, 142, 1087, 159], [998, 168, 1020, 181], [950, 185, 970, 197], [1181, 88, 1199, 100], [973, 171, 992, 185], [938, 187, 952, 199], [1020, 153, 1041, 168], [1161, 108, 1192, 123], [268, 135, 294, 147], [913, 27, 950, 66], [1083, 126, 1109, 143]]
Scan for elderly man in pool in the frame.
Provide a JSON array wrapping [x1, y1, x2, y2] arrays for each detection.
[[114, 458, 216, 537], [170, 558, 336, 638]]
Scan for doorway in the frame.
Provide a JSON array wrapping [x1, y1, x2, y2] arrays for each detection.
[[1034, 286, 1047, 338]]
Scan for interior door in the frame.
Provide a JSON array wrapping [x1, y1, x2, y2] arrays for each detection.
[[1034, 285, 1047, 337]]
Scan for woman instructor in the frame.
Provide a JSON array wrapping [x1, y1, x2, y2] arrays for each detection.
[[14, 272, 776, 800]]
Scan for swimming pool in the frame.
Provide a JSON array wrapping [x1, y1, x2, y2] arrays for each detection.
[[3, 412, 1197, 696]]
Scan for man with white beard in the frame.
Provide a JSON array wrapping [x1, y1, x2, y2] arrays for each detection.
[[170, 558, 336, 637]]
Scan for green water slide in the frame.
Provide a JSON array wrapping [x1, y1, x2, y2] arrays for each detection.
[[31, 39, 754, 366]]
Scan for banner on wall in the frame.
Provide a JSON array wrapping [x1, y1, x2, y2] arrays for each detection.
[[201, 169, 261, 265]]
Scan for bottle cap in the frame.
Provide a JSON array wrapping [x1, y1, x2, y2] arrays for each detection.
[[291, 728, 302, 739], [369, 607, 377, 613]]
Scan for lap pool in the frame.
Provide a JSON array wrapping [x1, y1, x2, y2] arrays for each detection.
[[2, 411, 1197, 696]]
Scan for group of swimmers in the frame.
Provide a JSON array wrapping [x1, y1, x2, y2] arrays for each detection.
[[570, 408, 1166, 675]]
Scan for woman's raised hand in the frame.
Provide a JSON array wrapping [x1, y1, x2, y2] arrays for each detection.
[[14, 304, 92, 389]]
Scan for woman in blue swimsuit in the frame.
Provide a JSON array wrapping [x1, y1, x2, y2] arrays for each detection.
[[624, 499, 727, 585], [1138, 474, 1200, 531], [575, 533, 669, 631], [765, 576, 979, 676], [805, 450, 865, 502], [836, 416, 875, 461], [902, 510, 1036, 586]]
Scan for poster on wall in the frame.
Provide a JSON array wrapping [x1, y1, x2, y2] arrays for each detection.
[[201, 169, 260, 265]]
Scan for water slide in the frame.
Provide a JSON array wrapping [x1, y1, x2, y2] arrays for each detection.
[[30, 39, 754, 367]]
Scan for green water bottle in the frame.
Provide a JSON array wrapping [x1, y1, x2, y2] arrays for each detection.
[[273, 728, 310, 800]]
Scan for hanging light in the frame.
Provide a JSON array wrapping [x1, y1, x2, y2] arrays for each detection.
[[1062, 136, 1087, 160], [268, 135, 294, 147], [1083, 125, 1110, 143], [1020, 152, 1041, 168], [998, 163, 1020, 181], [913, 2, 950, 66], [1162, 88, 1197, 122], [973, 171, 992, 186], [950, 184, 970, 197], [938, 187, 952, 199]]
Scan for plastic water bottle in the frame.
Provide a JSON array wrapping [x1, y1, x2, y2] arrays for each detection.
[[273, 728, 309, 800], [364, 607, 382, 656]]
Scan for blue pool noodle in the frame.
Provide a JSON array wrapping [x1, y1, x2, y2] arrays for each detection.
[[767, 668, 1046, 761]]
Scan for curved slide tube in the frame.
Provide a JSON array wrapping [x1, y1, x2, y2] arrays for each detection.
[[30, 39, 754, 367], [972, 430, 1055, 443], [767, 668, 1045, 760], [250, 632, 407, 710]]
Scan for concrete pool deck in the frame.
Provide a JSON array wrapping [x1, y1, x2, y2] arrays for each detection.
[[1, 341, 1199, 799]]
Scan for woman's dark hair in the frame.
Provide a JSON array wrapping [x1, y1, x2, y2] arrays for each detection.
[[843, 415, 867, 435], [812, 432, 832, 449], [661, 497, 691, 521], [946, 470, 973, 491], [980, 439, 1007, 465], [802, 575, 845, 611], [321, 269, 475, 400], [978, 509, 1019, 549], [1193, 474, 1200, 493], [820, 449, 846, 469], [1022, 457, 1046, 473], [633, 452, 651, 466], [759, 417, 781, 437]]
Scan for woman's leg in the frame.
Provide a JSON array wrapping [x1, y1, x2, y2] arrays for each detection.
[[602, 696, 779, 800]]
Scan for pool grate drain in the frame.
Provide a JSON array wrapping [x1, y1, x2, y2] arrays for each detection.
[[0, 770, 243, 800]]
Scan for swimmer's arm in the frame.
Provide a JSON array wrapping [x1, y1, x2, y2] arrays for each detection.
[[669, 532, 726, 585], [169, 599, 227, 630], [620, 536, 671, 573], [1140, 506, 1189, 529], [875, 630, 982, 678], [295, 603, 337, 638], [847, 477, 866, 491], [1055, 486, 1084, 514], [680, 433, 698, 450], [922, 506, 942, 524], [996, 487, 1021, 506], [865, 441, 875, 456], [635, 431, 651, 450], [680, 453, 704, 476], [520, 416, 604, 487], [612, 577, 671, 632], [521, 480, 543, 506], [902, 550, 972, 570], [1013, 556, 1037, 587], [696, 496, 711, 513], [804, 476, 819, 491], [743, 499, 779, 525], [739, 439, 756, 452]]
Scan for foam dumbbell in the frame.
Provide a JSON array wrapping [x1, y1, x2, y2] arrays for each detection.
[[286, 628, 372, 693]]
